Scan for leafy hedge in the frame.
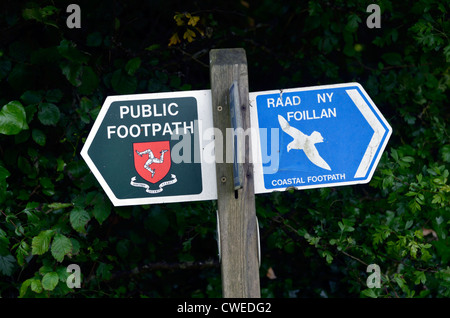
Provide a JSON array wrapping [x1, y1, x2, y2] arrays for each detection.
[[0, 0, 449, 298]]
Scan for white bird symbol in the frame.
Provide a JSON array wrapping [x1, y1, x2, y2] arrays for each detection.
[[278, 115, 331, 171]]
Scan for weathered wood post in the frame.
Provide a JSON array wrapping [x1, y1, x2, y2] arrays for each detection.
[[209, 48, 261, 298]]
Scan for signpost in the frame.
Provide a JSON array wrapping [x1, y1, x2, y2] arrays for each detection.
[[210, 49, 260, 298], [81, 49, 392, 299], [249, 83, 392, 194]]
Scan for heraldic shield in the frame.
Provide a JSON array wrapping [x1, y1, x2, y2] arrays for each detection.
[[133, 141, 171, 184]]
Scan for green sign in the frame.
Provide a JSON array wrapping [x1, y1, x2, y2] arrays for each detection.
[[81, 90, 217, 206]]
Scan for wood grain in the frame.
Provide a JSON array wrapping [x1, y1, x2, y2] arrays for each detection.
[[209, 48, 260, 298]]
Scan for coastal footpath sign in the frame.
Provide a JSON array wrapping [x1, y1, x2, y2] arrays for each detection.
[[249, 82, 392, 193]]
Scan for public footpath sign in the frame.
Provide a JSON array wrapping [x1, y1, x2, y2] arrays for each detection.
[[249, 82, 392, 194], [80, 90, 217, 206]]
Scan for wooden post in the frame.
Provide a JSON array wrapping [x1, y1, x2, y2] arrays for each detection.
[[209, 48, 261, 298]]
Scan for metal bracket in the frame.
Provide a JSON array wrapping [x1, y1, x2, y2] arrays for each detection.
[[256, 216, 261, 268], [216, 210, 221, 263], [216, 210, 261, 268], [229, 80, 243, 190]]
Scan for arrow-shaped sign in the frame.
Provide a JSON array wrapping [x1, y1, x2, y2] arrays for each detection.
[[250, 82, 392, 193]]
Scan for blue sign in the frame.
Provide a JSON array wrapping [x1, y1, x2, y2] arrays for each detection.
[[250, 83, 392, 193]]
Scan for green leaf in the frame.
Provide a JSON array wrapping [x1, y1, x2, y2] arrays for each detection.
[[77, 66, 99, 95], [405, 220, 413, 230], [441, 144, 450, 163], [38, 102, 60, 126], [18, 156, 34, 177], [444, 44, 450, 62], [96, 262, 113, 280], [321, 250, 333, 264], [16, 240, 30, 266], [56, 266, 70, 283], [22, 7, 42, 21], [111, 69, 137, 94], [0, 101, 29, 135], [70, 207, 90, 233], [42, 272, 59, 291], [51, 234, 73, 262], [21, 90, 44, 104], [361, 288, 379, 298], [30, 279, 43, 293], [92, 196, 111, 225], [394, 274, 406, 289], [24, 105, 37, 125], [125, 57, 141, 76], [19, 278, 32, 297], [414, 271, 426, 285], [57, 39, 89, 64], [22, 6, 58, 24], [346, 14, 361, 32], [401, 156, 414, 163], [0, 254, 15, 276], [338, 219, 355, 232], [391, 148, 399, 161], [31, 230, 54, 255], [56, 158, 65, 172], [47, 202, 73, 210], [61, 62, 82, 86], [32, 129, 46, 146], [39, 264, 53, 275], [67, 160, 90, 178], [39, 177, 55, 196], [0, 165, 10, 181], [70, 238, 81, 255]]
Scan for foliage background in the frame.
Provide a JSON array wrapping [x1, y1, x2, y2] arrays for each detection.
[[0, 0, 449, 298]]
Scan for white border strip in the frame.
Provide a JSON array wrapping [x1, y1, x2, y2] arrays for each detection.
[[346, 89, 385, 178]]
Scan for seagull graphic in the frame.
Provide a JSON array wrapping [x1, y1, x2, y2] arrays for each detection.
[[278, 115, 331, 171]]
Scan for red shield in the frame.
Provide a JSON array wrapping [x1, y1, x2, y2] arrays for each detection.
[[133, 141, 171, 183]]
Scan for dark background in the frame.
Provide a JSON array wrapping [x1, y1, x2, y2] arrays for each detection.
[[0, 0, 449, 298]]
